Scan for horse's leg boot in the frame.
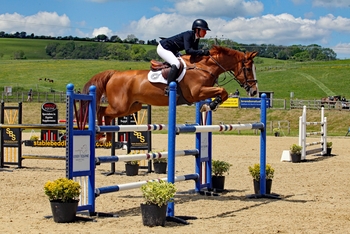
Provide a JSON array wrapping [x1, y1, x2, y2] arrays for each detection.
[[164, 65, 179, 96]]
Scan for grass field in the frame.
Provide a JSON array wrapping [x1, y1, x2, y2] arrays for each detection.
[[1, 38, 350, 136]]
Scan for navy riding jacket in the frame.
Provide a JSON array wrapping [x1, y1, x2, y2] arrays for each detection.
[[160, 30, 207, 56]]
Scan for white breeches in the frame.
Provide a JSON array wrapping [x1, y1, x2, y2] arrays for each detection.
[[157, 43, 180, 69]]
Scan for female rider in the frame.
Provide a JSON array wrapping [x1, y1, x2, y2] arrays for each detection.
[[157, 19, 211, 96]]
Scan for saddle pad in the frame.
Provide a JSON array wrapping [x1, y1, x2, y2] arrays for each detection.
[[147, 57, 187, 84]]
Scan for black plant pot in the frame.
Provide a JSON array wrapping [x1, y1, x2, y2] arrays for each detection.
[[274, 132, 280, 137], [326, 148, 332, 156], [290, 153, 301, 163], [153, 162, 167, 174], [253, 179, 272, 194], [50, 200, 79, 223], [212, 175, 225, 191], [140, 203, 167, 227], [125, 164, 139, 176]]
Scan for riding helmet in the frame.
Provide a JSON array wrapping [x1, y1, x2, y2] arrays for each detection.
[[192, 19, 211, 31]]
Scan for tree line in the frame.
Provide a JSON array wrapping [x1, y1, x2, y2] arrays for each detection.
[[1, 30, 337, 61]]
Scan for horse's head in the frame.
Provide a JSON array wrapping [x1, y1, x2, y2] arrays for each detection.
[[236, 51, 259, 97], [210, 46, 259, 97]]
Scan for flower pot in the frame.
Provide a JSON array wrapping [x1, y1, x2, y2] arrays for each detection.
[[253, 179, 272, 194], [153, 162, 167, 174], [50, 200, 79, 223], [125, 163, 139, 176], [274, 132, 280, 137], [290, 153, 301, 163], [212, 175, 225, 191], [326, 148, 332, 156], [140, 203, 167, 227]]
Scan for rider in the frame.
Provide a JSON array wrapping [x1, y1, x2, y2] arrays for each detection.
[[157, 19, 211, 96]]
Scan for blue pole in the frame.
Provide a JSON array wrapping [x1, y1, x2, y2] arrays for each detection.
[[66, 83, 74, 179], [259, 93, 267, 195], [167, 82, 177, 217], [88, 85, 96, 213]]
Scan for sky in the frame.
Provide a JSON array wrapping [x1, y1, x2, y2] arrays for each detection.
[[1, 0, 350, 59]]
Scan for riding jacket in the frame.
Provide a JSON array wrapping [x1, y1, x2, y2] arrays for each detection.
[[160, 30, 208, 56]]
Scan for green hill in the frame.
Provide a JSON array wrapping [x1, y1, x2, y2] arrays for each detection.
[[1, 38, 350, 136]]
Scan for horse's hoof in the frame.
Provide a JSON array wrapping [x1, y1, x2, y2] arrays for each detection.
[[200, 104, 211, 112]]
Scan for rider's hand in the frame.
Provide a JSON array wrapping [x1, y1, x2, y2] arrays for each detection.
[[203, 50, 210, 56]]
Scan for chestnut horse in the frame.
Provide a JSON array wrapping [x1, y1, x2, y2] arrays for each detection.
[[82, 46, 258, 140]]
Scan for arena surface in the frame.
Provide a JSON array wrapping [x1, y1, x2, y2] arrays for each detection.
[[1, 133, 349, 233]]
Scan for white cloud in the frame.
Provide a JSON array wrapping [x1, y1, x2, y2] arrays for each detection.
[[174, 0, 263, 18], [317, 14, 350, 33], [92, 27, 113, 37], [0, 12, 70, 36], [332, 43, 350, 59], [123, 13, 333, 46], [312, 0, 350, 8]]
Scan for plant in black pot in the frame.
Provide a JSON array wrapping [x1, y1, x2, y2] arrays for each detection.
[[153, 158, 167, 174], [326, 142, 333, 156], [248, 163, 274, 194], [44, 177, 81, 223], [125, 160, 140, 176], [140, 180, 176, 227], [273, 128, 280, 137], [290, 144, 302, 163], [211, 159, 232, 192]]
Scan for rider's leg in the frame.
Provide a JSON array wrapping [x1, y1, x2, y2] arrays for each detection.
[[157, 44, 180, 96], [164, 65, 179, 96]]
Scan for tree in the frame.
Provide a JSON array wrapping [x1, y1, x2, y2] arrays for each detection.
[[125, 34, 138, 44], [131, 45, 146, 61], [96, 34, 108, 42], [110, 35, 122, 43]]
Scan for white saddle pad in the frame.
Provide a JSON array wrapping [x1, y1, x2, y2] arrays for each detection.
[[147, 57, 187, 84]]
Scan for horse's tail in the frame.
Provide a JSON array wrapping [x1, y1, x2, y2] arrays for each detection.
[[80, 70, 116, 120]]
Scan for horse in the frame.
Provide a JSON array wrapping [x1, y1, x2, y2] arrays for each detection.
[[82, 45, 258, 141]]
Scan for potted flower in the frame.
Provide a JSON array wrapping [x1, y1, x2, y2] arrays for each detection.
[[326, 142, 332, 156], [140, 180, 176, 227], [153, 158, 167, 174], [211, 160, 232, 191], [44, 177, 81, 223], [248, 163, 274, 194], [125, 160, 140, 176], [273, 128, 280, 137], [290, 144, 302, 163]]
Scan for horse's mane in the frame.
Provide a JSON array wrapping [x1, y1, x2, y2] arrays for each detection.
[[210, 45, 242, 57], [183, 46, 242, 64]]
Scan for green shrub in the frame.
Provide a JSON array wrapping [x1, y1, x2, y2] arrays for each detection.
[[248, 163, 275, 181], [212, 160, 232, 176], [141, 180, 176, 207], [44, 178, 80, 202]]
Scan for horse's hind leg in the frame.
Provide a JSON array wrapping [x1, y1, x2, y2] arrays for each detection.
[[96, 106, 107, 141]]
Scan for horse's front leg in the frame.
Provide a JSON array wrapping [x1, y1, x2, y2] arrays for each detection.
[[198, 87, 228, 112]]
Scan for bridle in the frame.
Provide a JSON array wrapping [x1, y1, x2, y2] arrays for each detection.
[[209, 54, 258, 93]]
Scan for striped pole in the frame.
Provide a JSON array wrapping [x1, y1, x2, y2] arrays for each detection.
[[95, 149, 198, 164], [96, 174, 199, 195]]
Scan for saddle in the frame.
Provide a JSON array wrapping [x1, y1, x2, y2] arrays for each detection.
[[150, 58, 184, 80]]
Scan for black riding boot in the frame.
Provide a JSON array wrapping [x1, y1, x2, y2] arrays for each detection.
[[164, 65, 179, 96]]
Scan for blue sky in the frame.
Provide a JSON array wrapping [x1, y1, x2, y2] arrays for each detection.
[[1, 0, 350, 58]]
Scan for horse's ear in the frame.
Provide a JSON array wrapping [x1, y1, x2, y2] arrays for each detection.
[[247, 51, 258, 59]]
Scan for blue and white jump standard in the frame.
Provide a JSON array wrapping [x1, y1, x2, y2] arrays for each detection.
[[64, 82, 279, 220]]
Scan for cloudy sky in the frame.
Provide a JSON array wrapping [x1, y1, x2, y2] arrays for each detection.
[[1, 0, 350, 58]]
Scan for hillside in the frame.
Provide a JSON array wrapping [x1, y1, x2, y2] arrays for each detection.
[[1, 38, 350, 136]]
